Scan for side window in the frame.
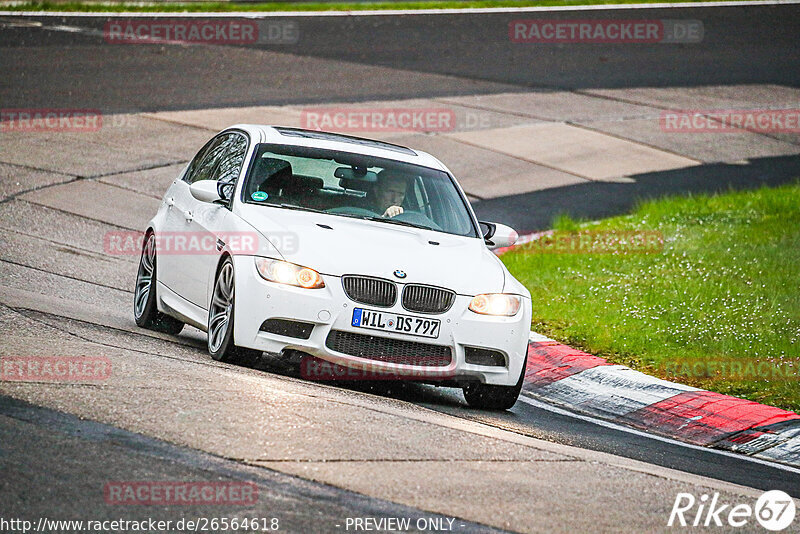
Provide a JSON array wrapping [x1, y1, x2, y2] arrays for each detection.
[[182, 138, 217, 183], [213, 133, 248, 186], [184, 134, 233, 185]]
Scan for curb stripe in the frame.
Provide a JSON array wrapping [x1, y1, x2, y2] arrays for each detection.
[[519, 395, 800, 474], [526, 364, 697, 420], [620, 391, 800, 446], [527, 332, 555, 343], [524, 340, 612, 388], [716, 420, 800, 459], [523, 336, 800, 466], [753, 423, 800, 465]]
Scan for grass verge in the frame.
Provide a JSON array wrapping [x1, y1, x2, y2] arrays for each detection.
[[2, 0, 753, 13], [502, 183, 800, 412]]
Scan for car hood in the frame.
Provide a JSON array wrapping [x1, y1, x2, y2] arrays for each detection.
[[238, 205, 506, 295]]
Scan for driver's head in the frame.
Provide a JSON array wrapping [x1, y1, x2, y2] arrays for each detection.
[[373, 169, 409, 209]]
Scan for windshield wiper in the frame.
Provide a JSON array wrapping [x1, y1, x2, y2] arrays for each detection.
[[275, 203, 326, 214], [303, 209, 434, 231], [362, 216, 432, 231]]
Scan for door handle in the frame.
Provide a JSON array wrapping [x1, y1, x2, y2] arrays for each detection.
[[183, 210, 193, 222], [166, 198, 175, 208]]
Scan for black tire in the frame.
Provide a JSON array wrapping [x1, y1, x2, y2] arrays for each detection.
[[207, 258, 261, 365], [133, 232, 184, 335], [462, 354, 527, 410]]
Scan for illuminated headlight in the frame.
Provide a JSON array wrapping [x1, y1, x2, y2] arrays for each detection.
[[469, 294, 521, 316], [254, 258, 325, 289]]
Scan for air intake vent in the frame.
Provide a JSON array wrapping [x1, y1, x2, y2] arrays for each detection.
[[326, 330, 451, 367], [342, 276, 397, 307], [464, 347, 506, 367], [260, 319, 314, 340], [402, 284, 456, 314]]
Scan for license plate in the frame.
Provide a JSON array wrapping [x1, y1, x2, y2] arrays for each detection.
[[351, 308, 440, 339]]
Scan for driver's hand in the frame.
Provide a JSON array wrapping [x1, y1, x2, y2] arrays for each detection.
[[383, 206, 404, 218]]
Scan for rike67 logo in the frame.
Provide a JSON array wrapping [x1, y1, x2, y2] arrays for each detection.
[[668, 490, 796, 531]]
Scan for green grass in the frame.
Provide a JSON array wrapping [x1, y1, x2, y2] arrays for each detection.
[[1, 0, 752, 13], [502, 183, 800, 412]]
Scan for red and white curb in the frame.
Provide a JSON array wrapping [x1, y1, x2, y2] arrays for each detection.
[[501, 234, 799, 466], [523, 332, 800, 468], [716, 421, 800, 466]]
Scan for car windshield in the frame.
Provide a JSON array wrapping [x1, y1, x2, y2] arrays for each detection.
[[241, 143, 478, 237]]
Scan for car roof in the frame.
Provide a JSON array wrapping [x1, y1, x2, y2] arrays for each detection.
[[228, 124, 448, 172]]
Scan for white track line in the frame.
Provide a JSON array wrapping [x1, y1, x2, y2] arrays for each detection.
[[1, 0, 798, 17], [518, 394, 800, 474], [528, 331, 556, 343]]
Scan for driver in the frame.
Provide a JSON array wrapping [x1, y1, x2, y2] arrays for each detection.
[[369, 169, 409, 218]]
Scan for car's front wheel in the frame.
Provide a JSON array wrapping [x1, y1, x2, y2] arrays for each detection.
[[133, 232, 184, 335], [462, 355, 526, 410], [207, 258, 261, 365]]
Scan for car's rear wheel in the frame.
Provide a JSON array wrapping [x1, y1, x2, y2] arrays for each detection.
[[133, 232, 184, 335], [462, 354, 526, 410], [207, 258, 261, 365]]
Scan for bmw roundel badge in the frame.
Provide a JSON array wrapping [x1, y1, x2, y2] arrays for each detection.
[[393, 270, 407, 279]]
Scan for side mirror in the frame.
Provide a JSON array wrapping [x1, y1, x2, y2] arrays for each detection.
[[189, 180, 223, 203], [480, 221, 518, 249], [218, 181, 235, 202]]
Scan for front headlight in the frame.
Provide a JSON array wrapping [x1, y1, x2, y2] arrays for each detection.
[[469, 294, 521, 316], [254, 258, 325, 289]]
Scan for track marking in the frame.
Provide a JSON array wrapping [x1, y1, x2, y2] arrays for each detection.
[[518, 394, 800, 475], [528, 331, 555, 343], [1, 0, 799, 17]]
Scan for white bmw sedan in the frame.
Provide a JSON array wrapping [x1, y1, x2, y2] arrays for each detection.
[[134, 125, 531, 409]]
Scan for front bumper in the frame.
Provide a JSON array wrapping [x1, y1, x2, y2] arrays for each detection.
[[232, 256, 531, 386]]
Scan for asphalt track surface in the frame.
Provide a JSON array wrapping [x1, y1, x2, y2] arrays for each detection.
[[0, 395, 504, 533], [214, 359, 800, 497], [2, 5, 799, 232], [2, 4, 800, 531], [1, 4, 799, 111]]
